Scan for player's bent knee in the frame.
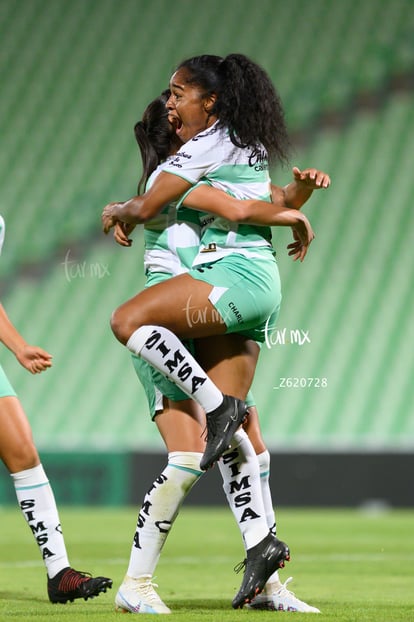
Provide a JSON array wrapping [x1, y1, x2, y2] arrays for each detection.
[[110, 308, 130, 344], [4, 442, 39, 474], [110, 304, 149, 345]]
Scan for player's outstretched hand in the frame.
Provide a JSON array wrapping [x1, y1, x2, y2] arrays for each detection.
[[16, 345, 53, 374], [292, 166, 331, 189]]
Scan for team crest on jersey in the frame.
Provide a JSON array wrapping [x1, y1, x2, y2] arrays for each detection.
[[200, 242, 217, 253]]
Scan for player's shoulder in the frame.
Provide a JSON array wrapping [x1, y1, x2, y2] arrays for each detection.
[[189, 122, 222, 144]]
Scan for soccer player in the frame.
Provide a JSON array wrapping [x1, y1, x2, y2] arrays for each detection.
[[102, 54, 324, 608], [0, 216, 112, 603], [106, 81, 326, 613], [102, 53, 315, 476]]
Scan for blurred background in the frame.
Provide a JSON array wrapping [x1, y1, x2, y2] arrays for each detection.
[[0, 0, 413, 507]]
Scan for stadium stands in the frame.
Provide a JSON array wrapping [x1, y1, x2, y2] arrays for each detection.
[[0, 0, 413, 454]]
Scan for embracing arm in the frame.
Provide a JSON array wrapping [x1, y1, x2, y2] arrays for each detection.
[[182, 184, 311, 227], [183, 185, 315, 262], [102, 172, 192, 233], [182, 165, 330, 225], [275, 166, 331, 210]]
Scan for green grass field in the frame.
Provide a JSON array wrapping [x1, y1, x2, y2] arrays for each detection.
[[0, 506, 413, 621]]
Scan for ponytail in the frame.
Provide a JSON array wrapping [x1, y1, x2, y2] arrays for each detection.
[[134, 90, 174, 194], [216, 54, 291, 165], [134, 121, 160, 194]]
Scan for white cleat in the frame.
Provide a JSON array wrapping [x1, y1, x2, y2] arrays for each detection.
[[115, 575, 171, 614], [246, 576, 320, 613]]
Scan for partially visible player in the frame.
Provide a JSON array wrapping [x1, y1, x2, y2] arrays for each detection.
[[0, 215, 112, 604]]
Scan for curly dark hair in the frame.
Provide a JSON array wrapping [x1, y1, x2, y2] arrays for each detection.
[[176, 53, 291, 166]]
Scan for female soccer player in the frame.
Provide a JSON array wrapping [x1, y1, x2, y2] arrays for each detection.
[[102, 54, 320, 607], [0, 216, 112, 604], [111, 91, 323, 614], [103, 55, 330, 606], [101, 54, 316, 474]]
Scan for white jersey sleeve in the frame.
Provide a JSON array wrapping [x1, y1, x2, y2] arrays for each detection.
[[0, 216, 5, 255], [162, 123, 226, 184]]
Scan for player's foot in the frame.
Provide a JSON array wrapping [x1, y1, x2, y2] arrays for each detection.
[[247, 576, 320, 612], [200, 395, 248, 471], [232, 532, 290, 609], [48, 567, 112, 603], [115, 575, 171, 614]]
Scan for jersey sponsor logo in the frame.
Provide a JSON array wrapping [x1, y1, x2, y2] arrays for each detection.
[[200, 215, 215, 228], [168, 151, 193, 168], [228, 301, 243, 324], [248, 147, 268, 172]]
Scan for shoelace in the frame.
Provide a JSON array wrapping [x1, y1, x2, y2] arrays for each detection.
[[234, 559, 247, 574], [201, 413, 218, 442], [275, 577, 297, 598], [274, 578, 320, 612], [132, 578, 161, 604], [201, 424, 208, 442], [58, 569, 91, 591]]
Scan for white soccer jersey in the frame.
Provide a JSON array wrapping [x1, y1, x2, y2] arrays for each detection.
[[163, 122, 274, 265], [0, 216, 5, 255], [143, 159, 201, 276]]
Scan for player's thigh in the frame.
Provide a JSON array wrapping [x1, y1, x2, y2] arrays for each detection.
[[113, 274, 226, 339], [0, 396, 39, 471]]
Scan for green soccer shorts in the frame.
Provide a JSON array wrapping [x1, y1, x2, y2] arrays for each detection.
[[188, 251, 281, 343], [0, 364, 17, 398]]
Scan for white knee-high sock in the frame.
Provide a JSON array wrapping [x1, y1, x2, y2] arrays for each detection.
[[127, 452, 203, 578], [218, 430, 270, 550], [11, 464, 69, 578], [256, 449, 281, 588], [126, 326, 223, 412], [257, 450, 276, 535]]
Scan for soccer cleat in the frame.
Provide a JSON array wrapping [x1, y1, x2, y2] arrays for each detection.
[[232, 532, 290, 609], [115, 574, 171, 614], [246, 576, 320, 612], [200, 395, 248, 471], [48, 567, 112, 604]]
